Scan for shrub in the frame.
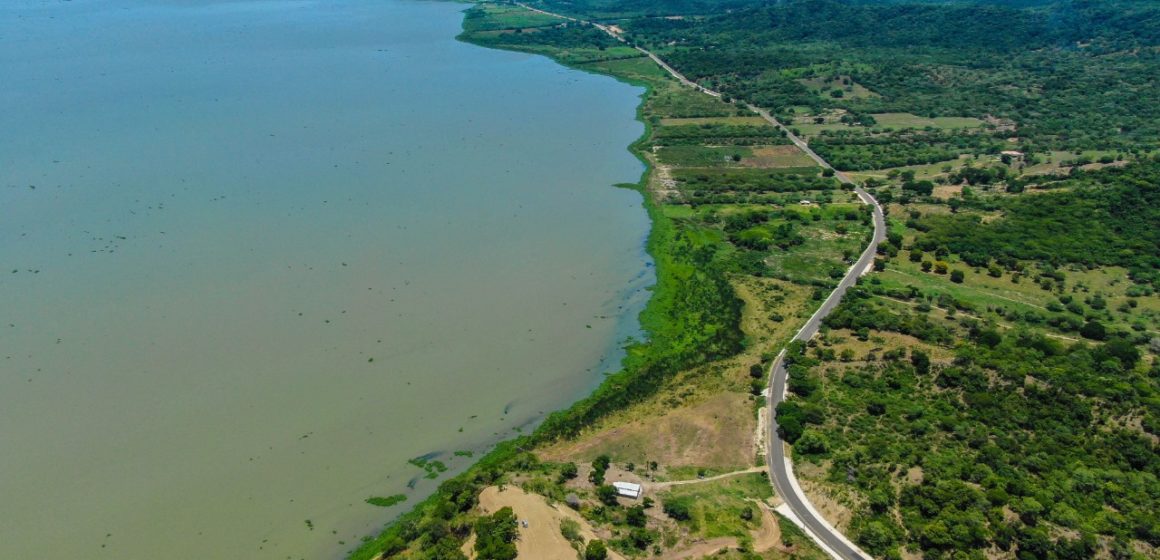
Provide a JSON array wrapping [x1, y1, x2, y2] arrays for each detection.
[[585, 539, 608, 560], [558, 462, 578, 483], [663, 497, 693, 521]]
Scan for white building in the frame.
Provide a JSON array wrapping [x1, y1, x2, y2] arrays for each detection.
[[612, 481, 642, 499]]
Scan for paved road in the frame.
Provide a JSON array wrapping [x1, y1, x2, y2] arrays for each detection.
[[759, 113, 884, 560], [510, 5, 885, 558]]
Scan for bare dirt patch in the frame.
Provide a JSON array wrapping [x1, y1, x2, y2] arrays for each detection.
[[668, 537, 737, 559], [932, 184, 963, 199], [742, 145, 818, 169], [540, 391, 757, 471], [751, 501, 783, 552], [820, 327, 956, 363], [906, 466, 925, 485]]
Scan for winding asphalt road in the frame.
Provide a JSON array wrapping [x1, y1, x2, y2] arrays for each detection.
[[511, 5, 886, 557], [755, 109, 884, 560]]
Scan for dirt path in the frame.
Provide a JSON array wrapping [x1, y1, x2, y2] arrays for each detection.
[[882, 268, 1051, 311], [646, 466, 767, 491], [751, 500, 783, 552], [874, 294, 1080, 341]]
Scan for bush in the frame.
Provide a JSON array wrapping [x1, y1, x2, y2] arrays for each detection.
[[585, 539, 608, 560], [950, 270, 965, 283], [1080, 320, 1107, 340], [749, 363, 765, 378], [560, 518, 582, 543], [795, 430, 829, 455], [558, 462, 578, 483], [663, 497, 693, 521], [597, 485, 619, 507], [626, 505, 647, 527], [911, 350, 931, 375]]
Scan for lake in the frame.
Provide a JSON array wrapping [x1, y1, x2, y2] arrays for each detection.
[[0, 1, 650, 557]]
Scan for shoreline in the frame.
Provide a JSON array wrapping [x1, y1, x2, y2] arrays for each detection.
[[345, 7, 671, 559]]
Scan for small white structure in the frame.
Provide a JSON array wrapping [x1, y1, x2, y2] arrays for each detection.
[[799, 200, 812, 206], [612, 481, 642, 499]]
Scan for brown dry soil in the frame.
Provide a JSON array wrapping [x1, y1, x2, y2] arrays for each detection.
[[470, 485, 628, 560], [540, 391, 756, 470], [742, 145, 818, 168]]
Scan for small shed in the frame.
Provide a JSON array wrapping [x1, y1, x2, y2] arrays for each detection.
[[612, 481, 642, 499]]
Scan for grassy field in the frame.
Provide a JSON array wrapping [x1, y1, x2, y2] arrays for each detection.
[[744, 146, 819, 168], [659, 473, 774, 539], [656, 145, 753, 167], [461, 4, 562, 31], [869, 112, 984, 130]]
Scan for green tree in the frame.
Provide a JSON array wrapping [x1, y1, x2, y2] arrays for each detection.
[[911, 350, 931, 375], [585, 539, 608, 560], [596, 484, 619, 506], [663, 497, 692, 520], [1101, 338, 1140, 368], [626, 505, 647, 527], [474, 507, 518, 560], [796, 430, 829, 455], [558, 462, 578, 483], [1080, 320, 1107, 340]]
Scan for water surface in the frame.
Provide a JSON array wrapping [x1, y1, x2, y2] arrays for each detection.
[[0, 1, 650, 557]]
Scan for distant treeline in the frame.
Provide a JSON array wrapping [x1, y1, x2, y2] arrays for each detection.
[[612, 0, 1160, 150]]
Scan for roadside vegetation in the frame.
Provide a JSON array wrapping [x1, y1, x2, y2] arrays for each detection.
[[350, 1, 1158, 559]]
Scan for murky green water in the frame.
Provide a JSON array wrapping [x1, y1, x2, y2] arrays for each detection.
[[0, 1, 650, 557]]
